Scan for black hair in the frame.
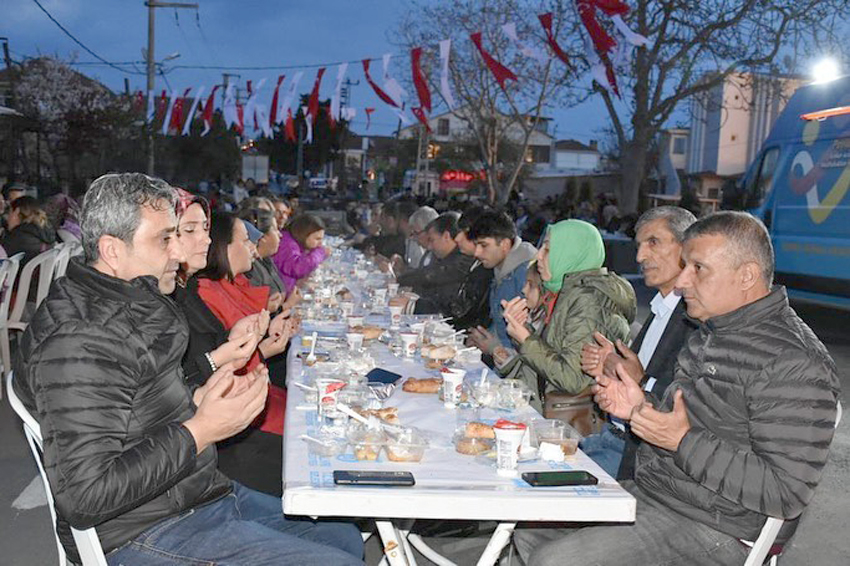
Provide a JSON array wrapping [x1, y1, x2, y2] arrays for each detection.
[[468, 210, 516, 242], [458, 205, 490, 233], [197, 210, 239, 281], [426, 212, 460, 238]]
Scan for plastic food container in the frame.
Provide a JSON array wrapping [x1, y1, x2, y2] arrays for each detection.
[[452, 431, 495, 456], [348, 428, 386, 461], [497, 380, 532, 410], [532, 419, 581, 456], [303, 434, 347, 458], [385, 428, 428, 463]]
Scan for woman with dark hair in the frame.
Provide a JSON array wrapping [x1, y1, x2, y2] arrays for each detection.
[[272, 212, 328, 292], [2, 195, 55, 265], [173, 206, 295, 496]]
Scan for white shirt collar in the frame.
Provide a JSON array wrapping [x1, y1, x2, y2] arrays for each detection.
[[649, 290, 682, 318]]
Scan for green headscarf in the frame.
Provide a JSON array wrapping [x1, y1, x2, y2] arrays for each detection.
[[541, 219, 606, 293]]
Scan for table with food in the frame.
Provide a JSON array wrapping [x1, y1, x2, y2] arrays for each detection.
[[282, 244, 636, 566]]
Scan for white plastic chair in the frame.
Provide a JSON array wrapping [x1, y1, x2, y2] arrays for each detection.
[[0, 252, 25, 398], [53, 242, 80, 279], [743, 401, 843, 566], [7, 247, 60, 329], [6, 372, 108, 566]]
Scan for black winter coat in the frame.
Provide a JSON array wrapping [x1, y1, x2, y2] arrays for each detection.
[[398, 246, 475, 316], [13, 259, 231, 562]]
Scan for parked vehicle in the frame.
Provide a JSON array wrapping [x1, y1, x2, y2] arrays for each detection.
[[723, 75, 850, 307]]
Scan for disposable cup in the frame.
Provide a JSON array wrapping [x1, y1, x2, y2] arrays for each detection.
[[346, 332, 364, 351], [389, 305, 403, 327], [388, 282, 400, 296], [409, 322, 425, 341], [494, 421, 527, 477], [441, 368, 467, 408], [347, 315, 364, 328], [340, 302, 355, 316], [400, 332, 418, 357], [374, 288, 388, 304], [315, 378, 346, 419]]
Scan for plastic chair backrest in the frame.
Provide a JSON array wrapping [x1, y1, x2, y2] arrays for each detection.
[[53, 242, 76, 280], [8, 247, 60, 324], [6, 372, 108, 566], [0, 253, 25, 387], [743, 401, 843, 566]]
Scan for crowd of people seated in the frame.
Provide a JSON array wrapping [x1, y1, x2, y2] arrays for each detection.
[[5, 172, 841, 565]]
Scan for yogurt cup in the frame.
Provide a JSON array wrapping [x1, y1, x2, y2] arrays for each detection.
[[388, 305, 403, 327], [441, 368, 467, 408], [340, 302, 355, 317], [315, 378, 346, 419], [388, 282, 400, 296], [400, 332, 418, 357], [494, 419, 527, 477]]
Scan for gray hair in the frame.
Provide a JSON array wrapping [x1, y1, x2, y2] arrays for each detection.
[[80, 173, 177, 263], [635, 206, 696, 243], [683, 211, 774, 286], [409, 206, 439, 232]]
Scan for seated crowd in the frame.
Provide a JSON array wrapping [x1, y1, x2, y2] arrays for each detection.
[[7, 173, 841, 565]]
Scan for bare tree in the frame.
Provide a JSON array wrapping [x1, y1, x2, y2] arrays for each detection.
[[559, 0, 850, 212], [394, 0, 583, 204]]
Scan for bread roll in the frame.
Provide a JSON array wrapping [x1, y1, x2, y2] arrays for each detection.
[[402, 377, 443, 394]]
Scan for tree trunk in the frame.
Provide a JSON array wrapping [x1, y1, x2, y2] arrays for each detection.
[[618, 138, 650, 213]]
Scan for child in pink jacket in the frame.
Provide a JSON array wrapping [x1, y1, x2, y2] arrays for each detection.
[[272, 213, 328, 293]]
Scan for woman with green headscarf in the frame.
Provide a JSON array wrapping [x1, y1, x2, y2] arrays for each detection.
[[500, 219, 636, 399]]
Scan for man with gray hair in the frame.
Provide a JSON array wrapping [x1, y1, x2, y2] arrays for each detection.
[[13, 173, 364, 565], [579, 205, 696, 478], [406, 205, 439, 267], [517, 211, 840, 565]]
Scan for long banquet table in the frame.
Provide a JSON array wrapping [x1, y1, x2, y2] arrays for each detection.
[[282, 312, 636, 565]]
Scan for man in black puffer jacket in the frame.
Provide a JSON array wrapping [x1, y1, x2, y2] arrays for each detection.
[[13, 173, 364, 566], [515, 212, 840, 566]]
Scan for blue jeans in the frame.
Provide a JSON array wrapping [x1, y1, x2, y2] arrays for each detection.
[[579, 425, 625, 478], [107, 482, 364, 565]]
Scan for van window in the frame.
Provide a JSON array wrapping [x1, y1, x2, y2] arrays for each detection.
[[745, 147, 779, 208]]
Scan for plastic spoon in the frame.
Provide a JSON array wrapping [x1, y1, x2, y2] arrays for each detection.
[[292, 382, 317, 392], [306, 331, 319, 365], [479, 367, 490, 386]]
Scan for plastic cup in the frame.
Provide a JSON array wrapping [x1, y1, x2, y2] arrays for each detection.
[[340, 302, 355, 316], [374, 288, 388, 304], [347, 315, 364, 329], [400, 332, 418, 357], [388, 282, 400, 296], [441, 368, 467, 408], [315, 378, 346, 419], [409, 322, 425, 341], [346, 332, 364, 352], [389, 305, 403, 327], [494, 421, 528, 477]]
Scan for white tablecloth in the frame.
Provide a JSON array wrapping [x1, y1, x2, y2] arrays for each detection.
[[282, 331, 636, 525]]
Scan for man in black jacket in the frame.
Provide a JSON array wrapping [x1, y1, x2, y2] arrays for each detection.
[[516, 212, 840, 566], [449, 205, 493, 330], [396, 212, 474, 316], [13, 173, 363, 565], [579, 206, 696, 478]]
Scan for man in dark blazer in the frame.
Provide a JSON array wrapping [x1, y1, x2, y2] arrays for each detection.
[[580, 206, 697, 478]]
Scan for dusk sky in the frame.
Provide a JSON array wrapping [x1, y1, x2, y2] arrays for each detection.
[[5, 0, 641, 145]]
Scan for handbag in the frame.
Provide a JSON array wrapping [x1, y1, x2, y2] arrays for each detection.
[[543, 387, 605, 437]]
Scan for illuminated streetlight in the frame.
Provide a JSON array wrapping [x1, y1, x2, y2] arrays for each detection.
[[812, 58, 840, 84]]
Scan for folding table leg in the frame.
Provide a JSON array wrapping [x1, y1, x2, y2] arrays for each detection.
[[476, 522, 517, 566], [376, 520, 412, 566]]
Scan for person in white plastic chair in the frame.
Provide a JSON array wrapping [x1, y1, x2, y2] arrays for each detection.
[[514, 212, 841, 566]]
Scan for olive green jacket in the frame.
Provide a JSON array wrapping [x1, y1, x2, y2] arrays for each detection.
[[502, 268, 636, 400]]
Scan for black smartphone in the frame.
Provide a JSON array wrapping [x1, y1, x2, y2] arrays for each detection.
[[333, 470, 415, 486], [521, 471, 598, 487], [366, 368, 403, 385]]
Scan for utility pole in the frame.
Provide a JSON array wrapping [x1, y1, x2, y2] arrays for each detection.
[[145, 1, 197, 176]]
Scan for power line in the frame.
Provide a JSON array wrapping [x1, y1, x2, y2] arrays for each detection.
[[29, 0, 145, 75]]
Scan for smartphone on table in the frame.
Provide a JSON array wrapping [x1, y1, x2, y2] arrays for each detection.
[[521, 471, 598, 487], [333, 470, 415, 487]]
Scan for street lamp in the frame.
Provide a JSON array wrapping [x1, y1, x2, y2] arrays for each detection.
[[812, 58, 840, 84]]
